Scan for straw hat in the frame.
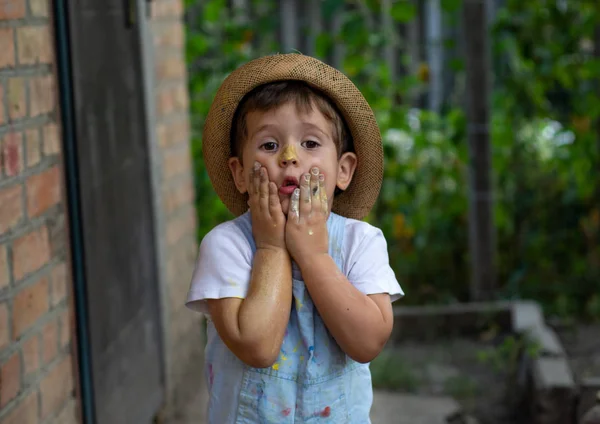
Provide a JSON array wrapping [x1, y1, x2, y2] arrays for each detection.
[[202, 53, 383, 220]]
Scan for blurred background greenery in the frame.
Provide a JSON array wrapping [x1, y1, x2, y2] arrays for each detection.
[[185, 0, 600, 321]]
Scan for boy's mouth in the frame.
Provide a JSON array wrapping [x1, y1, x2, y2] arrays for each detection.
[[279, 177, 299, 195]]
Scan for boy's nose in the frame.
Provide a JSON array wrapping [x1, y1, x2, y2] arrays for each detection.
[[279, 157, 298, 167], [278, 145, 298, 167]]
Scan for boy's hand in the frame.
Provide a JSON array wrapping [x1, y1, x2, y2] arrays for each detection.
[[286, 167, 329, 267], [248, 162, 286, 251]]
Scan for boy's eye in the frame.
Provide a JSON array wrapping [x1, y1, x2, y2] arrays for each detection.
[[302, 140, 320, 149], [261, 141, 278, 151]]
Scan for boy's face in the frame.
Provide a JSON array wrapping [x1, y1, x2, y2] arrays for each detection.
[[228, 102, 357, 215]]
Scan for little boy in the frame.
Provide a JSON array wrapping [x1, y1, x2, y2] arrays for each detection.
[[186, 54, 403, 423]]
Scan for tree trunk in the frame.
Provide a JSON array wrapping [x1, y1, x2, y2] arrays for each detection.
[[462, 0, 496, 301]]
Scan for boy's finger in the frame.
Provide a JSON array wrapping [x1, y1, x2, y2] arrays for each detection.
[[259, 167, 270, 209], [299, 172, 311, 219], [310, 167, 320, 213], [251, 161, 261, 197], [289, 188, 300, 223], [319, 174, 328, 214], [268, 182, 281, 214]]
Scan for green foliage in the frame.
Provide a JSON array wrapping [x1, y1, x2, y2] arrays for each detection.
[[185, 0, 600, 320], [370, 350, 420, 392]]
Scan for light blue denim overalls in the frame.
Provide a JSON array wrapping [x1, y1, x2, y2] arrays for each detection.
[[204, 211, 373, 423]]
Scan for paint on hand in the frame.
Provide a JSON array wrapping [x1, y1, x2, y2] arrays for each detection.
[[291, 188, 300, 218], [279, 145, 297, 162], [319, 174, 328, 213], [308, 229, 314, 236]]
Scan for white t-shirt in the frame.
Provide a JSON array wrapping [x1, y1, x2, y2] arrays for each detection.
[[186, 215, 404, 314]]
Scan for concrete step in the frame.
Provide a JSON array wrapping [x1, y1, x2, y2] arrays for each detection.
[[371, 390, 463, 424]]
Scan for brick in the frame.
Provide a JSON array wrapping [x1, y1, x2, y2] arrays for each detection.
[[0, 0, 26, 19], [26, 166, 61, 217], [163, 146, 191, 179], [29, 76, 54, 117], [42, 123, 60, 156], [22, 334, 40, 376], [156, 56, 185, 80], [0, 245, 8, 289], [30, 0, 49, 17], [50, 263, 67, 306], [58, 310, 69, 349], [12, 227, 50, 281], [12, 277, 49, 337], [0, 391, 38, 424], [7, 78, 26, 120], [0, 352, 21, 407], [25, 129, 41, 167], [159, 118, 190, 148], [0, 84, 5, 125], [2, 132, 23, 177], [174, 83, 189, 112], [42, 320, 57, 364], [53, 399, 77, 424], [0, 185, 23, 235], [40, 356, 73, 419], [154, 23, 184, 48], [0, 28, 15, 69], [166, 207, 196, 245], [164, 178, 195, 214], [17, 26, 52, 65], [156, 88, 174, 117], [0, 303, 8, 349]]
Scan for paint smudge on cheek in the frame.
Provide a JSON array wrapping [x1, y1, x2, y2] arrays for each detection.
[[320, 406, 331, 417], [282, 408, 292, 417]]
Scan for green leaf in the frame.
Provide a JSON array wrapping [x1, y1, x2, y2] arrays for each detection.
[[204, 0, 225, 23], [441, 0, 462, 12], [391, 2, 416, 23], [322, 0, 345, 20]]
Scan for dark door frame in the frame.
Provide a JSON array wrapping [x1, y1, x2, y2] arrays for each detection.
[[52, 2, 164, 423]]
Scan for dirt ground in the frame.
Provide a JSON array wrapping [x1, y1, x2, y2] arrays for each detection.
[[372, 322, 600, 424], [371, 335, 525, 424]]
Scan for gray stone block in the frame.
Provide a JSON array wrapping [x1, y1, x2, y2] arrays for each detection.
[[578, 378, 600, 421], [526, 325, 566, 357], [531, 357, 577, 424], [512, 301, 544, 333]]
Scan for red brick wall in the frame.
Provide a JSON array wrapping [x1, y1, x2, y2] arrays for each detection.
[[0, 1, 78, 423]]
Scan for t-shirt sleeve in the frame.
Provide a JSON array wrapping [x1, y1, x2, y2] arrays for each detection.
[[185, 221, 253, 314], [345, 222, 404, 302]]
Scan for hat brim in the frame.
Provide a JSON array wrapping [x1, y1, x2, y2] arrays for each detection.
[[202, 54, 383, 220]]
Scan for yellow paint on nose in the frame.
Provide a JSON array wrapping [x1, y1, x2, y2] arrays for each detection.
[[279, 145, 297, 162]]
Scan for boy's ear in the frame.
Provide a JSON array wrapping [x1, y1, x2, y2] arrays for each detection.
[[336, 152, 358, 191], [228, 157, 248, 194]]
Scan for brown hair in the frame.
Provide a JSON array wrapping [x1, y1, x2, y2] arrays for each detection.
[[229, 81, 353, 159]]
